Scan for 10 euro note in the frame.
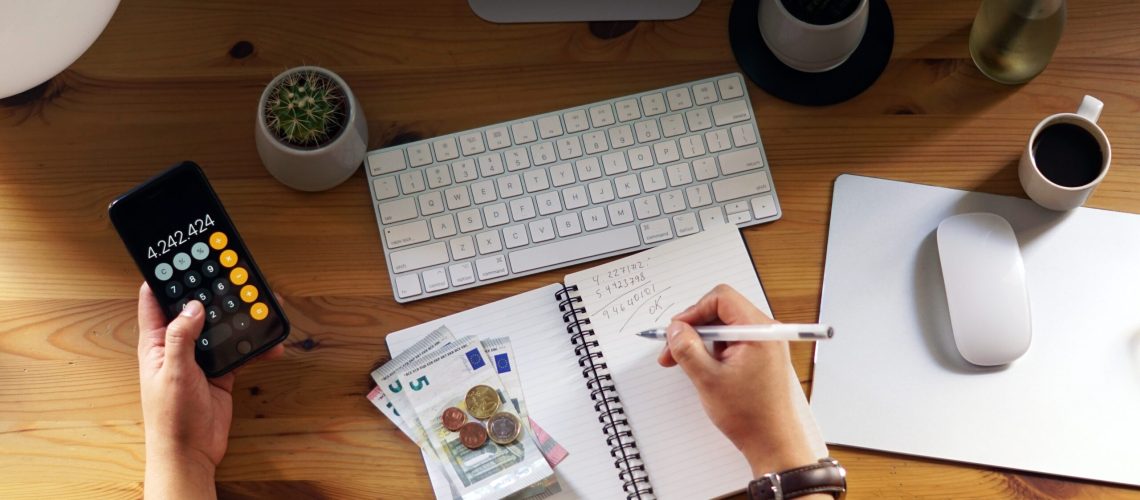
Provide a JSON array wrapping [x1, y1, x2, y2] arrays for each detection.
[[399, 335, 555, 500], [482, 337, 569, 468]]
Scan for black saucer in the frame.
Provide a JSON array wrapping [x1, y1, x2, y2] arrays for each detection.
[[729, 0, 894, 106]]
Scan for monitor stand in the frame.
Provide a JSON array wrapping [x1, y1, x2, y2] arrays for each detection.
[[469, 0, 701, 23]]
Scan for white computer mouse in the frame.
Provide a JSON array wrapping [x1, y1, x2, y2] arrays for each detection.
[[935, 213, 1032, 366]]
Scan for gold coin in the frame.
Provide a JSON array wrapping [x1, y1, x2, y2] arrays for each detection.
[[464, 385, 500, 420], [486, 411, 521, 445]]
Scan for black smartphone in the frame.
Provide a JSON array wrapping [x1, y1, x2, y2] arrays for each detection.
[[109, 161, 289, 377]]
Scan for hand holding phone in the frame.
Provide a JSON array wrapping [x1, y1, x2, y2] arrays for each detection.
[[110, 161, 290, 376]]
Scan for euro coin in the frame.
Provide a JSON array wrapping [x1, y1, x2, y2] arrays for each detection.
[[464, 385, 500, 420], [441, 407, 467, 431], [459, 421, 488, 449], [486, 411, 522, 445]]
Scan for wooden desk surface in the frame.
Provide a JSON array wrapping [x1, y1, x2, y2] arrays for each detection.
[[1, 0, 1138, 498]]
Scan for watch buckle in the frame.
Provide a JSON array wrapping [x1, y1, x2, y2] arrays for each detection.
[[762, 471, 783, 500]]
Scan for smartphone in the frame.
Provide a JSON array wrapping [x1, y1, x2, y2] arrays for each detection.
[[109, 161, 289, 377]]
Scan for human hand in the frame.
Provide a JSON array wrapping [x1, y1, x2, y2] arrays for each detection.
[[658, 284, 819, 478], [136, 283, 284, 499]]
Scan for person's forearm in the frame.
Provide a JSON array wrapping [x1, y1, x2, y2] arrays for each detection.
[[145, 447, 217, 500]]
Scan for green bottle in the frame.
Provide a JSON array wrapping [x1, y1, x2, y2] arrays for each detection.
[[969, 0, 1066, 84]]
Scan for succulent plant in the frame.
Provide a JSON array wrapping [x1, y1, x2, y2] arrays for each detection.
[[264, 70, 346, 147]]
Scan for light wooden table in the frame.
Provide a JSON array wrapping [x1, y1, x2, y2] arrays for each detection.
[[1, 0, 1138, 498]]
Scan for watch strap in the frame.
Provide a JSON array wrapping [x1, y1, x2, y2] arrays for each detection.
[[747, 457, 847, 500]]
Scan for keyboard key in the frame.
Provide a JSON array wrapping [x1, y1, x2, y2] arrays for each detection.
[[563, 186, 588, 209], [661, 190, 686, 214], [531, 142, 557, 166], [653, 140, 680, 164], [536, 191, 562, 215], [504, 148, 530, 171], [588, 180, 615, 203], [477, 230, 503, 254], [459, 132, 486, 156], [369, 149, 407, 175], [529, 218, 556, 242], [476, 256, 508, 280], [430, 214, 457, 238], [616, 99, 641, 122], [509, 226, 640, 274], [395, 274, 422, 299], [486, 127, 511, 150], [641, 93, 667, 116], [399, 170, 426, 194], [641, 168, 667, 192], [575, 158, 602, 181], [602, 152, 629, 175], [550, 163, 575, 187], [457, 209, 483, 233], [685, 108, 712, 131], [452, 158, 478, 182], [686, 184, 713, 207], [471, 181, 496, 204], [673, 213, 700, 236], [503, 224, 529, 248], [496, 174, 523, 198], [712, 100, 751, 126], [706, 129, 731, 153], [635, 120, 661, 143], [509, 197, 537, 220], [717, 76, 744, 99], [725, 201, 750, 215], [555, 213, 582, 236], [589, 104, 616, 127], [609, 125, 635, 149], [384, 220, 430, 249], [661, 113, 686, 138], [634, 196, 661, 219], [680, 135, 706, 159], [583, 131, 608, 154], [615, 174, 640, 198], [563, 110, 589, 133], [699, 206, 725, 227], [556, 136, 583, 160], [640, 218, 673, 244], [693, 158, 718, 181], [378, 197, 418, 224], [483, 203, 510, 227], [511, 121, 538, 144], [524, 170, 550, 192], [423, 268, 448, 293], [719, 147, 764, 175], [450, 236, 476, 259], [433, 138, 459, 162], [582, 207, 608, 231], [629, 147, 653, 170], [752, 194, 778, 219], [667, 163, 694, 186], [693, 82, 718, 105], [390, 241, 448, 273], [444, 186, 472, 210], [731, 124, 758, 147], [418, 191, 444, 215], [408, 144, 432, 167], [425, 165, 452, 189], [608, 201, 635, 225], [667, 88, 694, 110], [713, 171, 771, 202], [728, 210, 752, 224], [537, 115, 564, 139], [449, 262, 476, 286], [478, 154, 505, 177]]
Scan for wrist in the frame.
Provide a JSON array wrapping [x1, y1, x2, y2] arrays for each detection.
[[147, 442, 217, 477]]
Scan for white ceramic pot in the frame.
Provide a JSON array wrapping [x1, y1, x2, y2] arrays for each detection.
[[759, 0, 869, 73], [255, 66, 368, 192]]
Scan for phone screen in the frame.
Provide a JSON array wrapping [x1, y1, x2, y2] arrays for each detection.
[[110, 162, 289, 376]]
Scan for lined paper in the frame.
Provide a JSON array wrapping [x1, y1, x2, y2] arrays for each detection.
[[565, 224, 825, 499]]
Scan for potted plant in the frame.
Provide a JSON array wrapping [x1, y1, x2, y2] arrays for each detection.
[[255, 66, 368, 191]]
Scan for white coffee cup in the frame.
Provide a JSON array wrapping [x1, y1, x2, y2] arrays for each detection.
[[1018, 95, 1111, 211], [759, 0, 869, 73]]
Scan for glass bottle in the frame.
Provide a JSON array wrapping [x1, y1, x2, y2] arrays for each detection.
[[969, 0, 1066, 84]]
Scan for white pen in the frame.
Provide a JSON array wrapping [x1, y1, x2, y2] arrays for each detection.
[[635, 324, 834, 341]]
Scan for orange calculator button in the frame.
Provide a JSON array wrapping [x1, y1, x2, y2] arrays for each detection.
[[240, 284, 259, 303], [209, 232, 228, 250], [219, 249, 238, 268], [229, 267, 248, 286], [250, 302, 269, 321]]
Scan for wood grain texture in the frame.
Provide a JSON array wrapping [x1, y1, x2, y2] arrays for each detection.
[[1, 0, 1138, 498]]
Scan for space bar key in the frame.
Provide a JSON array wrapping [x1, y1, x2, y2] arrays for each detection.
[[509, 226, 642, 274]]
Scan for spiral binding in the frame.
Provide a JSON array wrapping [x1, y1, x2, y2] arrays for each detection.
[[556, 284, 654, 499]]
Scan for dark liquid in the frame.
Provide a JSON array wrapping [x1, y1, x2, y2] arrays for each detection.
[[780, 0, 861, 25], [1033, 123, 1103, 188]]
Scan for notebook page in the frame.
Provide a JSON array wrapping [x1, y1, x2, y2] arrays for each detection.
[[385, 284, 623, 499], [564, 225, 788, 499]]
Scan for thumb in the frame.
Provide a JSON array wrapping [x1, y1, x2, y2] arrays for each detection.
[[165, 300, 205, 370], [665, 320, 718, 383]]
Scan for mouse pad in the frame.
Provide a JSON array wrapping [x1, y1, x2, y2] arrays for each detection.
[[812, 174, 1140, 486]]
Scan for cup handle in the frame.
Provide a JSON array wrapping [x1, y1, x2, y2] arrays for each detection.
[[1077, 95, 1103, 123]]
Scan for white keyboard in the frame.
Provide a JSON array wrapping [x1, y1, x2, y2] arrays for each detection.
[[365, 73, 781, 302]]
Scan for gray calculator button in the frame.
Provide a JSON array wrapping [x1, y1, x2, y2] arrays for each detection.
[[201, 260, 220, 278], [222, 295, 240, 313], [191, 242, 210, 260], [172, 252, 192, 270], [233, 313, 251, 331], [236, 340, 252, 354], [213, 278, 231, 295], [206, 305, 223, 324], [154, 263, 174, 281], [164, 281, 183, 298], [197, 324, 232, 351]]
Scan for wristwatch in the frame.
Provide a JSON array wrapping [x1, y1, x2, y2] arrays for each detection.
[[747, 457, 847, 500]]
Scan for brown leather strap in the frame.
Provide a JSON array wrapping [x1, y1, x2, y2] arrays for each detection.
[[747, 458, 847, 500]]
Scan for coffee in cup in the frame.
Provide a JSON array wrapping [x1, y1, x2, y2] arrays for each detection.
[[1018, 95, 1110, 211]]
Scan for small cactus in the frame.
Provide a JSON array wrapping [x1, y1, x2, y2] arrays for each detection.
[[264, 70, 346, 147]]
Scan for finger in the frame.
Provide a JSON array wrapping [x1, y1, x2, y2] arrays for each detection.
[[164, 300, 206, 371], [658, 343, 677, 367], [137, 283, 168, 356], [664, 320, 718, 382], [672, 284, 776, 326], [260, 343, 286, 361]]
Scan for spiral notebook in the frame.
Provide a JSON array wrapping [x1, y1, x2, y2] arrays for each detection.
[[385, 224, 827, 499]]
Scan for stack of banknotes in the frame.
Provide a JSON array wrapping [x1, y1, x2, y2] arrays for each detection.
[[368, 327, 569, 500]]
